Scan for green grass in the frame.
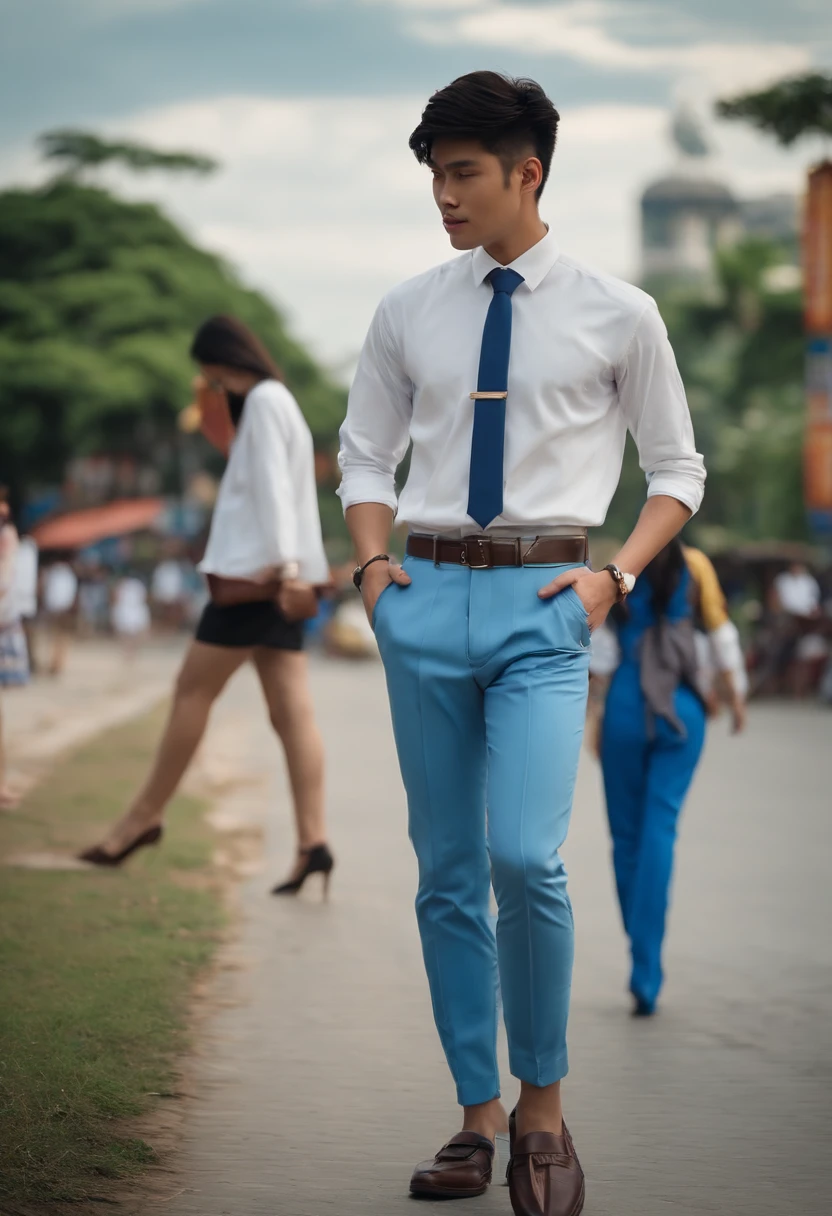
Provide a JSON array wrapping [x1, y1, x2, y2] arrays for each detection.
[[0, 706, 226, 1207]]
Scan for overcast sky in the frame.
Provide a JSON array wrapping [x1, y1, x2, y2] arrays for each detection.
[[1, 0, 829, 374]]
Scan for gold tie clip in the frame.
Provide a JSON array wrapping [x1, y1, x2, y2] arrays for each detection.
[[469, 391, 508, 399]]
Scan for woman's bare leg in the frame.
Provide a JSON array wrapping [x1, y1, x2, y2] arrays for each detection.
[[95, 641, 251, 855], [253, 649, 327, 869]]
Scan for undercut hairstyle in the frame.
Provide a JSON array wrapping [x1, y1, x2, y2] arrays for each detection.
[[408, 71, 560, 199], [190, 315, 282, 383]]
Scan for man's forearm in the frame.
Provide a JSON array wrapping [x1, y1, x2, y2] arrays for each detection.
[[613, 495, 691, 577], [345, 502, 396, 565]]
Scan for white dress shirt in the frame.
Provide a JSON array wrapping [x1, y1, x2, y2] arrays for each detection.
[[199, 380, 329, 585], [338, 229, 704, 535]]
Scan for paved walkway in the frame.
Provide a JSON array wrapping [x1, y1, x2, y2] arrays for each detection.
[[145, 660, 831, 1216]]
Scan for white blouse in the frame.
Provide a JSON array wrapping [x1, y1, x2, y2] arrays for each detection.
[[199, 380, 329, 586]]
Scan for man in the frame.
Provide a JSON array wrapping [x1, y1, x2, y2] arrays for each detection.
[[338, 72, 704, 1216], [754, 561, 823, 696]]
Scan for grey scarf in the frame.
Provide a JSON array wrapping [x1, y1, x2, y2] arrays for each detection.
[[639, 617, 706, 738]]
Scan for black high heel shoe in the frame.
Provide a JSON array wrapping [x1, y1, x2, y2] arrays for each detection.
[[79, 824, 163, 867], [271, 843, 334, 900]]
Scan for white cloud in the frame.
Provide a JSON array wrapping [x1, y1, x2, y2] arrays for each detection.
[[0, 92, 809, 376], [407, 1, 810, 100]]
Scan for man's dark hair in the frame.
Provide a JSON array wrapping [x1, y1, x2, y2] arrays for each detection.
[[409, 71, 560, 199]]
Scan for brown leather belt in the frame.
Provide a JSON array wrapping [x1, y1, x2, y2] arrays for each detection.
[[406, 533, 588, 568]]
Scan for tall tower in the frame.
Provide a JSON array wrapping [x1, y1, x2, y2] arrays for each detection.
[[641, 108, 740, 284]]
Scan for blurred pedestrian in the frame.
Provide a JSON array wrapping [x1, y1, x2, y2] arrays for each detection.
[[76, 561, 110, 638], [773, 561, 821, 619], [151, 551, 186, 630], [753, 561, 824, 697], [590, 539, 744, 1019], [111, 574, 151, 661], [80, 316, 334, 896], [0, 492, 30, 809], [12, 529, 39, 674], [42, 559, 77, 675]]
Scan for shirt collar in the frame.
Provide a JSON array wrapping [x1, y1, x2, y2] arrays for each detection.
[[471, 226, 560, 293]]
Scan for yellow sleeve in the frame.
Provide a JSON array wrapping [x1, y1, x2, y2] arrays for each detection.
[[684, 546, 729, 632]]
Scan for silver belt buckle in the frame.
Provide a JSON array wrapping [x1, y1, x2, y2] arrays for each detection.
[[463, 537, 490, 569]]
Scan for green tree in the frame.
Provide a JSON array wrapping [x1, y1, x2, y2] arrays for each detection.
[[39, 129, 218, 180], [0, 135, 346, 518], [716, 72, 832, 147], [604, 239, 804, 547]]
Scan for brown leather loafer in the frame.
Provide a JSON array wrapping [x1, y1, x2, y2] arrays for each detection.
[[507, 1126, 585, 1216], [410, 1130, 495, 1199]]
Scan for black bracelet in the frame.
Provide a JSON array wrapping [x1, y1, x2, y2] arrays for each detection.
[[352, 553, 390, 590]]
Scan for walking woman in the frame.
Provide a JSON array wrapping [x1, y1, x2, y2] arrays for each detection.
[[589, 538, 745, 1016], [80, 316, 334, 896]]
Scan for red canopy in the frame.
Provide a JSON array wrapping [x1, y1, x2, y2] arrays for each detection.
[[31, 498, 165, 551]]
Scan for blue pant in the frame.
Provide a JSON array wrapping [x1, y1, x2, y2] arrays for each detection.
[[601, 668, 706, 1011], [374, 556, 590, 1106]]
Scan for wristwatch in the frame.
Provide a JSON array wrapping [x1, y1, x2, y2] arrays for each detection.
[[604, 563, 636, 602], [352, 553, 390, 590]]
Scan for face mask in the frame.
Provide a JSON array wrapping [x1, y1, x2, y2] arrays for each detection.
[[226, 391, 246, 428]]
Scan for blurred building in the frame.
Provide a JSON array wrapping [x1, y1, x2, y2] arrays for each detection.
[[640, 108, 799, 286]]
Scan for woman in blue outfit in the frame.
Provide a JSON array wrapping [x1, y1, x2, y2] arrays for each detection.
[[590, 539, 708, 1017]]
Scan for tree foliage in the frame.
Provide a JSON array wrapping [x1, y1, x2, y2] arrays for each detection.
[[39, 129, 218, 179], [605, 240, 804, 546], [0, 175, 346, 502], [716, 72, 832, 147]]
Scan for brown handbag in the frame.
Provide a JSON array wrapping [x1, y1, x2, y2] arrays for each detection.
[[206, 573, 326, 622], [206, 573, 275, 607]]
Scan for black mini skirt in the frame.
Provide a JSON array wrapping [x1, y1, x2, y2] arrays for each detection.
[[195, 599, 304, 651]]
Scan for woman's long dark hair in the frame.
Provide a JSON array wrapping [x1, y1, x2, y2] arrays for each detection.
[[644, 536, 687, 619], [190, 315, 282, 427], [190, 315, 282, 382], [612, 536, 687, 626]]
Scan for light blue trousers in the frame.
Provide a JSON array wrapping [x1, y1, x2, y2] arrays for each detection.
[[374, 556, 590, 1106]]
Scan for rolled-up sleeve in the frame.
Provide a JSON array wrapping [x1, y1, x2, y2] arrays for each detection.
[[616, 301, 706, 515], [337, 296, 412, 514]]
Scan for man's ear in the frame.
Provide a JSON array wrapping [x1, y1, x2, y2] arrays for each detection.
[[519, 156, 543, 196]]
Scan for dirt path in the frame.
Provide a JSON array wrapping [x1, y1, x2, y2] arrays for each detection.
[[5, 638, 186, 799]]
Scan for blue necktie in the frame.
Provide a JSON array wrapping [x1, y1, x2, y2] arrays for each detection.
[[467, 267, 524, 529]]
